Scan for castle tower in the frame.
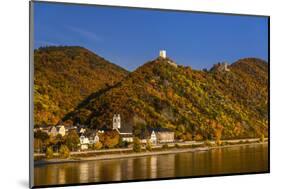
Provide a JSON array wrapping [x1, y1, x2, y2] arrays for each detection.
[[221, 61, 230, 72], [159, 50, 166, 59], [113, 114, 121, 130]]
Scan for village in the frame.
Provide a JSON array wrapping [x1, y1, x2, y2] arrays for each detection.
[[34, 112, 266, 162], [33, 113, 176, 154]]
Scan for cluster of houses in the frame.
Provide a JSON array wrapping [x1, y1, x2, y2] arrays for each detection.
[[109, 114, 175, 145], [34, 114, 175, 150]]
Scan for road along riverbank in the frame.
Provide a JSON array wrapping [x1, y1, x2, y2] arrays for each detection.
[[34, 141, 268, 166]]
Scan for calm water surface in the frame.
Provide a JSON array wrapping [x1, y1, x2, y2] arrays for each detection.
[[34, 143, 268, 186]]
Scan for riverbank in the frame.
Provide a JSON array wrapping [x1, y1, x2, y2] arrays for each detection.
[[34, 141, 268, 166]]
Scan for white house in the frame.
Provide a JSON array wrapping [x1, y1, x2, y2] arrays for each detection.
[[140, 127, 174, 144], [48, 126, 58, 137], [80, 135, 90, 150], [150, 130, 157, 144], [57, 125, 66, 137], [121, 133, 134, 143], [89, 133, 100, 144], [78, 127, 86, 135]]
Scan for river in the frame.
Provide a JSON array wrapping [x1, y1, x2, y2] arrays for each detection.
[[34, 143, 268, 187]]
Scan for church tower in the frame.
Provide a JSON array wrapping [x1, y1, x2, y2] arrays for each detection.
[[113, 114, 121, 130]]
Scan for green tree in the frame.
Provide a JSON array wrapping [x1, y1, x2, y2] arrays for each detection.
[[146, 139, 152, 151], [65, 130, 80, 151], [46, 146, 54, 159], [34, 130, 49, 141], [34, 138, 43, 153], [214, 123, 223, 146], [133, 137, 141, 152], [54, 134, 64, 151], [59, 145, 70, 159], [55, 134, 64, 145], [260, 134, 265, 142], [34, 130, 50, 148]]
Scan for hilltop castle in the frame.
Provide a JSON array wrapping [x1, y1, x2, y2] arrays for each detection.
[[158, 50, 177, 68], [159, 50, 166, 58], [217, 61, 230, 72]]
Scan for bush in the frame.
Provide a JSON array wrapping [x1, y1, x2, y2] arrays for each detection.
[[194, 134, 203, 141], [223, 141, 229, 145], [59, 145, 70, 159], [118, 138, 129, 148], [216, 139, 222, 146], [46, 146, 54, 159], [191, 144, 200, 148], [133, 137, 141, 152], [146, 139, 152, 151], [204, 140, 212, 147], [260, 134, 265, 142], [59, 145, 70, 158], [94, 141, 103, 150]]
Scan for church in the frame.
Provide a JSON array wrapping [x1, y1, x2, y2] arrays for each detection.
[[112, 114, 134, 142]]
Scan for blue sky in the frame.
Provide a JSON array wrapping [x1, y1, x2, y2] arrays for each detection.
[[34, 2, 268, 71]]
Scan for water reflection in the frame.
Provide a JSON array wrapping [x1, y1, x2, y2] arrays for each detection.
[[34, 143, 268, 186], [150, 156, 157, 178]]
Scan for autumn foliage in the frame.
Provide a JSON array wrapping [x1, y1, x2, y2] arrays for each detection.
[[34, 46, 128, 126], [66, 56, 268, 140], [34, 46, 268, 140]]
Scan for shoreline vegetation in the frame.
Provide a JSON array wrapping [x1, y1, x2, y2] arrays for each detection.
[[34, 139, 268, 166]]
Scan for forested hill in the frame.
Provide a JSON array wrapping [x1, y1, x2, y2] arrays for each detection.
[[65, 57, 268, 140], [34, 46, 129, 126]]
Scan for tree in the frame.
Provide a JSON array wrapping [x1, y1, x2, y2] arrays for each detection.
[[103, 130, 120, 148], [214, 123, 223, 145], [35, 130, 51, 152], [118, 137, 129, 148], [54, 134, 64, 152], [34, 138, 43, 153], [59, 145, 70, 159], [46, 146, 53, 159], [94, 141, 103, 150], [133, 137, 141, 152], [146, 139, 152, 151], [34, 130, 49, 142], [260, 134, 265, 142], [65, 130, 80, 151]]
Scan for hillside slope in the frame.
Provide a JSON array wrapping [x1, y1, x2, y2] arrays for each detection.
[[34, 46, 128, 126], [65, 57, 268, 140]]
